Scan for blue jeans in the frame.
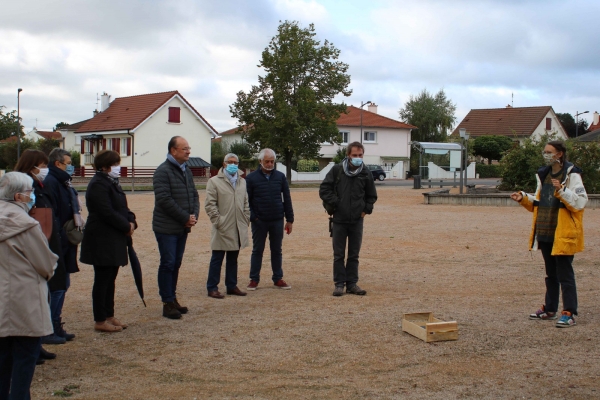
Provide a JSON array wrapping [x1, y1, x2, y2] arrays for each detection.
[[49, 272, 70, 323], [0, 336, 42, 400], [250, 219, 284, 283], [207, 250, 239, 292], [155, 232, 188, 303]]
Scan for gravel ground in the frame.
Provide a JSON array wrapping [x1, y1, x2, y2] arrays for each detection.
[[30, 185, 600, 399]]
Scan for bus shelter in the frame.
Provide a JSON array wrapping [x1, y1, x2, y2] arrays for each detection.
[[412, 142, 467, 193]]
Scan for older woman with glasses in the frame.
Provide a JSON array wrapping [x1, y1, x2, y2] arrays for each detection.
[[0, 172, 58, 399]]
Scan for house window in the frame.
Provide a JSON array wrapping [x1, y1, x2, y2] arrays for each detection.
[[364, 131, 377, 143], [339, 131, 349, 144], [112, 138, 121, 154], [121, 137, 131, 156], [546, 118, 551, 130], [168, 107, 181, 123]]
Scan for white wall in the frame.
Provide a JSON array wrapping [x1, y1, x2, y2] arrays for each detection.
[[277, 162, 335, 182], [428, 161, 476, 179], [530, 110, 568, 142]]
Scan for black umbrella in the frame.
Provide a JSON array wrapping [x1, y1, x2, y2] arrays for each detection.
[[128, 243, 146, 307]]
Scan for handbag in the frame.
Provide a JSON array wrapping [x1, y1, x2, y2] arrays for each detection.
[[29, 207, 53, 240], [63, 219, 83, 245]]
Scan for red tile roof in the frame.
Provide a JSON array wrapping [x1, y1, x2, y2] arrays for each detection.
[[35, 130, 62, 140], [589, 122, 600, 132], [219, 126, 242, 136], [337, 106, 416, 129], [452, 106, 555, 137], [0, 136, 17, 143], [75, 91, 217, 135], [63, 119, 91, 131]]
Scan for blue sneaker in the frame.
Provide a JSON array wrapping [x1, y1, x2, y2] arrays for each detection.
[[556, 311, 576, 328]]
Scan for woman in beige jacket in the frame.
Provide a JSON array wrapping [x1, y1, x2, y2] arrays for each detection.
[[205, 153, 250, 299], [0, 172, 58, 399]]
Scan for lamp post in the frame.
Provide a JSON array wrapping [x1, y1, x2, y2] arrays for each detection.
[[17, 88, 22, 159], [575, 110, 589, 138], [459, 128, 469, 191], [359, 100, 372, 143]]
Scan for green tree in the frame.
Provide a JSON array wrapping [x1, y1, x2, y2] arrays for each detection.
[[70, 150, 81, 168], [0, 106, 24, 141], [210, 140, 226, 169], [228, 140, 255, 170], [54, 122, 70, 131], [398, 89, 456, 143], [36, 138, 62, 156], [332, 146, 346, 163], [497, 138, 544, 192], [566, 141, 600, 194], [230, 20, 352, 182], [0, 138, 36, 170], [472, 135, 514, 164], [557, 113, 589, 138]]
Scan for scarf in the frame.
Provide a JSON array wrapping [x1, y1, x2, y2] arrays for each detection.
[[167, 153, 186, 172], [224, 169, 238, 189], [342, 158, 364, 177]]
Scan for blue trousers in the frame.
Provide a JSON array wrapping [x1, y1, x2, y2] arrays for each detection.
[[49, 272, 70, 324], [207, 250, 240, 292], [0, 336, 42, 400], [155, 232, 188, 303], [249, 219, 284, 283]]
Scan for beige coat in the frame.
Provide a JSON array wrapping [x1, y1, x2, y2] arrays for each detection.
[[0, 200, 58, 337], [205, 168, 250, 251]]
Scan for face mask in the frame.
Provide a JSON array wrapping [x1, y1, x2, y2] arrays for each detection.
[[542, 153, 557, 166], [261, 163, 274, 171], [65, 165, 75, 176], [350, 157, 363, 166], [18, 192, 35, 211], [108, 166, 121, 178], [225, 164, 238, 174], [35, 167, 49, 181]]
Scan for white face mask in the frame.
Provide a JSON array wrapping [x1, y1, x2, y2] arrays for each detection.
[[108, 165, 121, 178], [261, 163, 275, 171], [35, 167, 49, 181]]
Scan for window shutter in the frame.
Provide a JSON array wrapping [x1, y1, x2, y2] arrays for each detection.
[[115, 138, 121, 155], [90, 141, 94, 155], [546, 118, 551, 130], [81, 140, 85, 153], [102, 139, 106, 150], [168, 107, 181, 123], [127, 138, 131, 156]]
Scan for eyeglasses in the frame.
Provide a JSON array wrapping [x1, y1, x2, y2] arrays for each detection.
[[59, 161, 72, 166], [226, 161, 239, 165], [177, 147, 192, 151]]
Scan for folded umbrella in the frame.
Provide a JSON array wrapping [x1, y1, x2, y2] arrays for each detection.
[[128, 243, 146, 307]]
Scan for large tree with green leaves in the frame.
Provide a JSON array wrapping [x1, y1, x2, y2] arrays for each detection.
[[398, 89, 456, 143], [230, 20, 352, 182], [472, 135, 514, 164], [0, 106, 24, 141], [556, 112, 589, 138]]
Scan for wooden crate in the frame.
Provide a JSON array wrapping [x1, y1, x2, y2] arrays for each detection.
[[401, 312, 458, 342]]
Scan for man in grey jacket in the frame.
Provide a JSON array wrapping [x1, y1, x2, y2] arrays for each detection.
[[153, 136, 199, 319]]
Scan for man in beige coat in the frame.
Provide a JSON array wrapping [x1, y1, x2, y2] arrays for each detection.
[[0, 172, 59, 399], [205, 153, 250, 299]]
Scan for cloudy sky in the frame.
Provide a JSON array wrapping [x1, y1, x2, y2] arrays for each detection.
[[1, 0, 599, 134]]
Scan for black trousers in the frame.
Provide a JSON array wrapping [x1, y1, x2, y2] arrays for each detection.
[[332, 219, 364, 287], [92, 266, 120, 322], [539, 241, 578, 315]]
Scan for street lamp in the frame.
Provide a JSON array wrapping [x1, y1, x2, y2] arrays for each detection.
[[575, 110, 589, 138], [359, 100, 372, 143], [459, 128, 470, 192], [17, 88, 22, 159]]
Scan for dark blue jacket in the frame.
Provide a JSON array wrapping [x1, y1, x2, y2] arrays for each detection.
[[246, 169, 294, 223]]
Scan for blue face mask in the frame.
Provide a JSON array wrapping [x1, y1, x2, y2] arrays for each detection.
[[65, 165, 75, 176], [225, 164, 238, 175], [350, 157, 363, 166], [20, 192, 35, 211]]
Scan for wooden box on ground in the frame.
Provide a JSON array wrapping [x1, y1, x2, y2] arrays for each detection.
[[401, 312, 458, 342]]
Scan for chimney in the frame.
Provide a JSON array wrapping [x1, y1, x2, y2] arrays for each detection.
[[100, 92, 111, 112], [367, 103, 378, 114], [93, 110, 99, 117], [594, 111, 599, 126]]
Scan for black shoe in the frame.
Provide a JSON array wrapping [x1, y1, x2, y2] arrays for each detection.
[[173, 299, 188, 314], [163, 302, 182, 319], [333, 286, 344, 296], [346, 285, 366, 295], [55, 319, 75, 341], [41, 333, 66, 345], [39, 346, 56, 360], [36, 357, 45, 365]]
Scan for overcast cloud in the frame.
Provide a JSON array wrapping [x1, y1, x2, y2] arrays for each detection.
[[1, 0, 599, 133]]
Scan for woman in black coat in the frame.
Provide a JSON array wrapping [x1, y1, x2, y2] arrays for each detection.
[[80, 150, 136, 333]]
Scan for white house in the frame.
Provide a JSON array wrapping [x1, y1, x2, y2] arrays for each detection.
[[24, 128, 63, 144], [452, 105, 568, 143], [63, 91, 217, 170]]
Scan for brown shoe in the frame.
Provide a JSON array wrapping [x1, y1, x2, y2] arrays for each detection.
[[94, 321, 123, 333], [208, 290, 225, 299], [173, 299, 188, 314], [107, 317, 128, 329], [226, 287, 247, 296]]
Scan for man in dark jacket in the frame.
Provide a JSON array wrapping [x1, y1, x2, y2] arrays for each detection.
[[319, 142, 377, 296], [43, 148, 80, 343], [153, 136, 200, 319], [245, 149, 294, 291]]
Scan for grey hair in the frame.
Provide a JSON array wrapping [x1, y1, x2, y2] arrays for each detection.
[[258, 148, 276, 161], [0, 172, 34, 200], [223, 153, 239, 162], [49, 148, 71, 165]]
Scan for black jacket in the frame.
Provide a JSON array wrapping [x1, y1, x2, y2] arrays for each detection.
[[33, 178, 67, 291], [80, 172, 137, 267], [319, 163, 378, 224], [246, 169, 294, 223], [152, 160, 200, 234], [43, 165, 80, 273]]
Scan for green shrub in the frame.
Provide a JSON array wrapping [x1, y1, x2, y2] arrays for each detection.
[[297, 159, 319, 172], [475, 163, 501, 178]]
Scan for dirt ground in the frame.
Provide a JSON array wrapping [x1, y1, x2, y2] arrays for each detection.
[[30, 185, 600, 399]]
